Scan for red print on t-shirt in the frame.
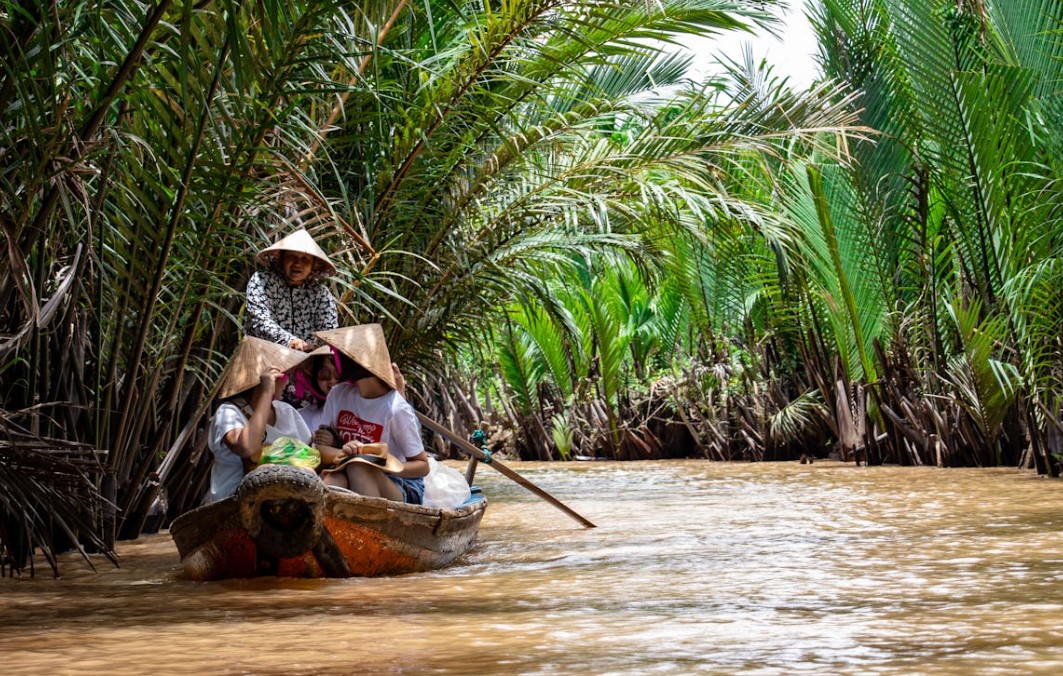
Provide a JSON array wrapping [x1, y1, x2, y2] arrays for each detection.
[[336, 410, 383, 444]]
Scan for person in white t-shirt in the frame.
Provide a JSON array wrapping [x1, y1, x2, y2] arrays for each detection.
[[298, 347, 407, 433], [206, 337, 314, 504], [313, 324, 428, 504]]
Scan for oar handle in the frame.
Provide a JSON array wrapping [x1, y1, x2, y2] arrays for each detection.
[[416, 412, 596, 529]]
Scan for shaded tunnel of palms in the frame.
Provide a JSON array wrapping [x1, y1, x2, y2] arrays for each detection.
[[2, 0, 1062, 575]]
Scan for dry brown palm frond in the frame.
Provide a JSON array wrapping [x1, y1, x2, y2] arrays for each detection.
[[0, 415, 117, 577]]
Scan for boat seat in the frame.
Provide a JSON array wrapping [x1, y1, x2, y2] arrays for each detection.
[[460, 487, 484, 506]]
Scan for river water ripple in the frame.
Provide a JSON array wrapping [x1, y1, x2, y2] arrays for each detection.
[[2, 460, 1063, 675]]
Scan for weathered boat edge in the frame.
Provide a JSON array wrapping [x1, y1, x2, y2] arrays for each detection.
[[170, 484, 487, 581]]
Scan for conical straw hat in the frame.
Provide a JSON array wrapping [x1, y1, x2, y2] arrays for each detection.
[[255, 228, 336, 276], [315, 324, 396, 390], [218, 337, 314, 400], [308, 345, 333, 358], [321, 442, 403, 475]]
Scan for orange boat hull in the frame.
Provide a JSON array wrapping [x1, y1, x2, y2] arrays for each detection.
[[171, 487, 486, 581]]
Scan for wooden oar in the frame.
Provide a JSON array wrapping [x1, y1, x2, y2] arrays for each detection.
[[416, 412, 596, 529]]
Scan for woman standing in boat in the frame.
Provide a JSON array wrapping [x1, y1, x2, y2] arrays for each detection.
[[312, 324, 429, 504], [245, 228, 338, 352], [206, 337, 313, 504]]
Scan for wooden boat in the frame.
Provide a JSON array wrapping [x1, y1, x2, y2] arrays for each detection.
[[170, 464, 487, 581]]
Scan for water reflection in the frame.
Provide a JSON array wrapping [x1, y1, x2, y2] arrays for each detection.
[[2, 461, 1063, 674]]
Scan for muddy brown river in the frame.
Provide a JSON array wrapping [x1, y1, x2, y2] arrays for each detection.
[[2, 460, 1063, 674]]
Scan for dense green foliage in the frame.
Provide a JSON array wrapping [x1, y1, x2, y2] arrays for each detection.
[[1, 0, 856, 573], [3, 0, 1061, 574], [486, 0, 1063, 470]]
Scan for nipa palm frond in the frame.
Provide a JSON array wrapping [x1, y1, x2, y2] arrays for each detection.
[[768, 388, 827, 447]]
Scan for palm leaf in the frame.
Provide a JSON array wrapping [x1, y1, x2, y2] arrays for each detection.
[[768, 388, 827, 446]]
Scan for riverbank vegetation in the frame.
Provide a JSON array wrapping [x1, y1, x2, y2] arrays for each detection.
[[2, 0, 1062, 574], [471, 1, 1063, 474]]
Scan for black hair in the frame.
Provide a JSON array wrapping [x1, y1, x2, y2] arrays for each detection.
[[307, 354, 333, 399], [337, 353, 372, 383]]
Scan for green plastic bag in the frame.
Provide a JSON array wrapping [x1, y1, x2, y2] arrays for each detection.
[[260, 436, 321, 470]]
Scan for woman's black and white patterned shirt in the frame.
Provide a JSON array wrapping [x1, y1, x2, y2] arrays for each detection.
[[245, 269, 338, 347]]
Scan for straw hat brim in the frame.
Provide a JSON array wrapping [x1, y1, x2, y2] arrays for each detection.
[[255, 228, 336, 276], [315, 324, 396, 390], [218, 337, 313, 400], [321, 443, 403, 475]]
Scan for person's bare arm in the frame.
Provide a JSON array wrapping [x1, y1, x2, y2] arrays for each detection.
[[391, 363, 407, 399], [313, 426, 347, 466], [223, 370, 283, 462], [399, 450, 430, 479]]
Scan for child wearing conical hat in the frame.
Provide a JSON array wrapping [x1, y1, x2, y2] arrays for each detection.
[[312, 324, 429, 504], [295, 346, 341, 432], [245, 228, 338, 352], [206, 337, 314, 504]]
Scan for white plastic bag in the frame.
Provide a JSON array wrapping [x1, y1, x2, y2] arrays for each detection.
[[423, 457, 472, 509]]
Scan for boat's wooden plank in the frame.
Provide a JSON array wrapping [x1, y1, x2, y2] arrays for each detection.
[[171, 485, 487, 580]]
